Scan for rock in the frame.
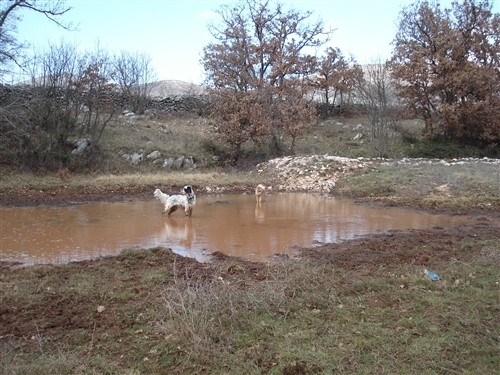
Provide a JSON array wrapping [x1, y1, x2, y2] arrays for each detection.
[[173, 156, 185, 169], [146, 150, 161, 160], [163, 157, 176, 168], [130, 152, 143, 165], [162, 155, 196, 169], [123, 152, 143, 165], [72, 138, 90, 155], [182, 156, 195, 169], [353, 133, 364, 141], [123, 110, 135, 117]]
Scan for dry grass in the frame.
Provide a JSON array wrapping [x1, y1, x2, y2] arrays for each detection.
[[101, 116, 216, 167], [0, 169, 269, 194], [1, 113, 493, 196]]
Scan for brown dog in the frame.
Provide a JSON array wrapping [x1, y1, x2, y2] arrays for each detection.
[[255, 184, 266, 204]]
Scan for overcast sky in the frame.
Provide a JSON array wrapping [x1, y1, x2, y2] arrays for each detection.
[[13, 0, 499, 84]]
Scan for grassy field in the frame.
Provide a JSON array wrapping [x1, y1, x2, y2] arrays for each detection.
[[1, 232, 498, 374], [1, 113, 499, 374], [1, 114, 498, 210], [336, 161, 500, 212]]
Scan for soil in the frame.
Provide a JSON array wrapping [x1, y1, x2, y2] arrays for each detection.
[[0, 185, 153, 207], [301, 217, 499, 269]]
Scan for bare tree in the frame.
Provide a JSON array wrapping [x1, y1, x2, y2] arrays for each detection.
[[390, 0, 499, 146], [202, 0, 331, 160], [0, 41, 118, 170], [113, 51, 156, 114], [75, 46, 118, 146], [0, 0, 72, 77], [356, 61, 401, 158]]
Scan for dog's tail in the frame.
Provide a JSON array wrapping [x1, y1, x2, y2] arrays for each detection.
[[154, 189, 169, 205]]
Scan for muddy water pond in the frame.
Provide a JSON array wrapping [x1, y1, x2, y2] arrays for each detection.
[[1, 193, 467, 265]]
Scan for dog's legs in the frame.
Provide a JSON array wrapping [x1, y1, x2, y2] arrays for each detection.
[[167, 206, 179, 216], [185, 206, 193, 217]]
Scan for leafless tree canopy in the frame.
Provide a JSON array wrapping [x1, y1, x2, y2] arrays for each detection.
[[355, 62, 402, 157], [390, 0, 499, 146], [113, 51, 156, 115], [0, 0, 160, 172], [0, 42, 119, 170], [0, 0, 72, 76], [202, 0, 332, 159]]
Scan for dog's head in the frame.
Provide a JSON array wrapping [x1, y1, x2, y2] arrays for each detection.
[[183, 185, 194, 195], [183, 185, 196, 204], [255, 184, 265, 194]]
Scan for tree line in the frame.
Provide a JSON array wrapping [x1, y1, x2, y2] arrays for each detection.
[[0, 0, 498, 170], [202, 0, 499, 160]]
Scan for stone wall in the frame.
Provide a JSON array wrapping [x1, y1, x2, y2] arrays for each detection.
[[0, 84, 211, 116], [143, 95, 211, 115]]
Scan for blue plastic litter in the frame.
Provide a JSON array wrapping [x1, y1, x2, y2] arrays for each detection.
[[424, 269, 441, 281]]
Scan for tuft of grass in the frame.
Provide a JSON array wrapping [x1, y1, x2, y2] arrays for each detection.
[[155, 254, 499, 374]]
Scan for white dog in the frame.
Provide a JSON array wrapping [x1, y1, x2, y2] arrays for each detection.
[[154, 185, 196, 217]]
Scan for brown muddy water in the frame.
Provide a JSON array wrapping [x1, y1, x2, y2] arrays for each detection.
[[1, 193, 467, 265]]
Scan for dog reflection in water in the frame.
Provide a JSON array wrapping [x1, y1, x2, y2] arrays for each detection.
[[162, 218, 195, 248], [254, 203, 266, 224]]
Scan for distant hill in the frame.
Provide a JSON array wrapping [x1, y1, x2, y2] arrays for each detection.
[[148, 80, 205, 98]]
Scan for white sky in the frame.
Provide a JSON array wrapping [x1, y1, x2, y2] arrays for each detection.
[[12, 0, 499, 84]]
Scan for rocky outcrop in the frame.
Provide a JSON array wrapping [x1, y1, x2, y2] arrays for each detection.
[[121, 149, 207, 170], [257, 155, 500, 193], [257, 155, 375, 193]]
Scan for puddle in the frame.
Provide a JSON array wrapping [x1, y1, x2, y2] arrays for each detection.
[[0, 193, 467, 264]]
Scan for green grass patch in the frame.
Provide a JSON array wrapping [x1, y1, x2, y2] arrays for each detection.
[[336, 162, 500, 211]]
